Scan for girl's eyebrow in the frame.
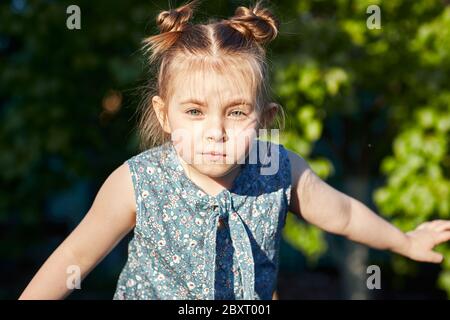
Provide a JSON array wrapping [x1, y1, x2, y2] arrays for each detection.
[[180, 98, 253, 107]]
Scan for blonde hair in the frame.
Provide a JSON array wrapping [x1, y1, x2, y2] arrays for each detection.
[[137, 0, 285, 150]]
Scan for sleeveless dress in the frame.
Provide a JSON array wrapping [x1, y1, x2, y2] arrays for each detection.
[[113, 138, 292, 300]]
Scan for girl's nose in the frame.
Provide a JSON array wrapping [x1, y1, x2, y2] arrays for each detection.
[[205, 128, 226, 142], [205, 117, 227, 142]]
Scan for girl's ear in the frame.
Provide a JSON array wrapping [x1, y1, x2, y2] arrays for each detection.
[[263, 102, 279, 127], [152, 95, 172, 133]]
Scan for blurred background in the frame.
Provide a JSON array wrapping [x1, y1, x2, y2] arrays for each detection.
[[1, 0, 450, 300]]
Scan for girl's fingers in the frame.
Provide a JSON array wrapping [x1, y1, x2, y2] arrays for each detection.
[[434, 221, 450, 232], [425, 251, 444, 264], [435, 231, 450, 244], [417, 220, 450, 232], [427, 220, 445, 229]]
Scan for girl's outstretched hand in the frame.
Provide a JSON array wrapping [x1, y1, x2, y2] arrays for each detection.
[[405, 220, 450, 263]]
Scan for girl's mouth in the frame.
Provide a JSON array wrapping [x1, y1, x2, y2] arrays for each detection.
[[201, 152, 227, 160]]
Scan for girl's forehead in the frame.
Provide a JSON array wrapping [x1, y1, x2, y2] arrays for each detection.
[[169, 61, 256, 105]]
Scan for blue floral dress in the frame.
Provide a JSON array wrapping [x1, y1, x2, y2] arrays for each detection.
[[113, 138, 292, 300]]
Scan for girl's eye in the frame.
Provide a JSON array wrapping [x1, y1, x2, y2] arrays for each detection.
[[186, 109, 203, 116], [230, 110, 246, 117]]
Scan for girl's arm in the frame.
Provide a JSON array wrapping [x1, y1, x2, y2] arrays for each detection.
[[287, 150, 450, 263], [19, 163, 136, 299]]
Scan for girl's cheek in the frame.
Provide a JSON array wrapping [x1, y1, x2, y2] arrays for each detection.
[[233, 127, 258, 145], [171, 128, 193, 145]]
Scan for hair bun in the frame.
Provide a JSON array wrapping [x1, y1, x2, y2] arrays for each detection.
[[228, 1, 280, 45], [156, 0, 200, 33]]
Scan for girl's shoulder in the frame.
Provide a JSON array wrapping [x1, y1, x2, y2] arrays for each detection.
[[126, 143, 169, 167], [124, 143, 178, 182], [122, 143, 172, 194], [283, 146, 310, 188]]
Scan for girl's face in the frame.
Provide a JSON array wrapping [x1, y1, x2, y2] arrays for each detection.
[[153, 67, 260, 179]]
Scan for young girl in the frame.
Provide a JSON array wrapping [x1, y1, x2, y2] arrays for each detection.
[[19, 0, 450, 300]]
